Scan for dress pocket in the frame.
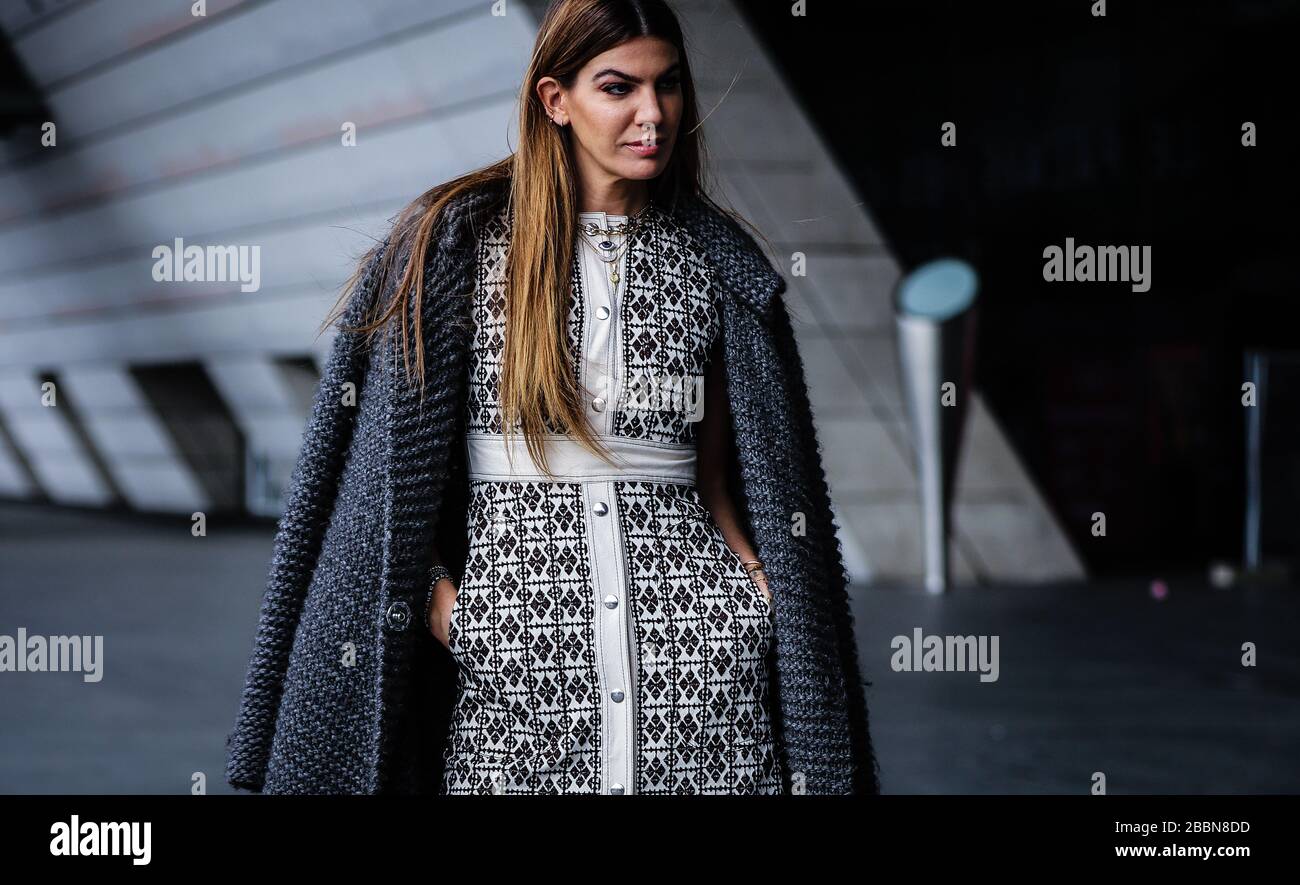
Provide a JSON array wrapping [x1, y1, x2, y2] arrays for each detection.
[[677, 491, 774, 618], [668, 726, 780, 794], [721, 543, 774, 617], [461, 726, 579, 794], [445, 586, 463, 655], [729, 735, 782, 794]]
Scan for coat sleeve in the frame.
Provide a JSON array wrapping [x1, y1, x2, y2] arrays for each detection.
[[765, 286, 883, 795], [224, 238, 392, 792]]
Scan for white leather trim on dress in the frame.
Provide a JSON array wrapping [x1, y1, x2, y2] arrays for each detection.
[[466, 432, 696, 485]]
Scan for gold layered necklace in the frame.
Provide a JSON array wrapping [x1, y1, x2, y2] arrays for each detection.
[[578, 202, 654, 291]]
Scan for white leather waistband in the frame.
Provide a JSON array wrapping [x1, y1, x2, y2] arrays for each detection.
[[465, 432, 697, 485]]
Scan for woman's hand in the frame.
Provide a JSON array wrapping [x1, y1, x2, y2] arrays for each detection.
[[697, 339, 773, 614], [427, 577, 459, 649], [750, 569, 773, 608]]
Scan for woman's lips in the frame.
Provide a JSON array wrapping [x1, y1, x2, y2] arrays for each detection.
[[624, 140, 661, 157]]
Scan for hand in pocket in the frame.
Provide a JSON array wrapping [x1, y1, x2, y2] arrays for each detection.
[[428, 578, 459, 650], [750, 569, 773, 609]]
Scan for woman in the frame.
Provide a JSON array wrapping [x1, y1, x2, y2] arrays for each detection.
[[226, 0, 879, 796]]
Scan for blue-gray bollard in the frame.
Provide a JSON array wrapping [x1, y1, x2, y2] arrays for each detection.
[[894, 259, 979, 594]]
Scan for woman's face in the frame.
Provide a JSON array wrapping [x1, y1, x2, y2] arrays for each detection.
[[539, 36, 682, 190]]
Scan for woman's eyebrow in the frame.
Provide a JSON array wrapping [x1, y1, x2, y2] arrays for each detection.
[[590, 62, 681, 83]]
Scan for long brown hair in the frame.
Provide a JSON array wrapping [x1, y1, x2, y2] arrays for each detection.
[[319, 0, 748, 477]]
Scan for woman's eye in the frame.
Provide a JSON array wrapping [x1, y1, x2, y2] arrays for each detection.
[[602, 79, 679, 97]]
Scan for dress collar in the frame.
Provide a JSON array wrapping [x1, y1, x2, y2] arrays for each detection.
[[449, 183, 785, 325]]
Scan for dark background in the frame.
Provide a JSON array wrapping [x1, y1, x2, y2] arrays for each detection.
[[745, 0, 1299, 576]]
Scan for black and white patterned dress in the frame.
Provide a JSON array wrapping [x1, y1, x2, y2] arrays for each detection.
[[438, 202, 782, 795]]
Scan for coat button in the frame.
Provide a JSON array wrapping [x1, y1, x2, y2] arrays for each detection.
[[592, 397, 605, 412], [593, 501, 609, 516], [603, 594, 618, 609], [610, 689, 624, 703], [610, 783, 625, 794], [384, 599, 411, 631], [596, 305, 610, 320]]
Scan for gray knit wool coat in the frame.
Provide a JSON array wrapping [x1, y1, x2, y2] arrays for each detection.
[[224, 177, 881, 795]]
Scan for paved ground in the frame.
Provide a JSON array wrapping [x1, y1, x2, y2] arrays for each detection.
[[1, 501, 1296, 794]]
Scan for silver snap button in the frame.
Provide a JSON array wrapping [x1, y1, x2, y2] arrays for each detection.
[[610, 689, 624, 703], [604, 594, 618, 609], [592, 397, 605, 411], [596, 305, 610, 320], [384, 600, 411, 631], [593, 501, 609, 516], [610, 783, 624, 794]]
